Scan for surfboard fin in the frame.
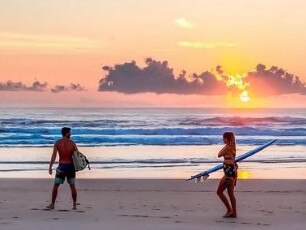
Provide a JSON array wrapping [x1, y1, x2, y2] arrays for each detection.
[[195, 174, 209, 183]]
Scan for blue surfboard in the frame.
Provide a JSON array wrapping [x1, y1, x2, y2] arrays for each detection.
[[186, 139, 277, 181]]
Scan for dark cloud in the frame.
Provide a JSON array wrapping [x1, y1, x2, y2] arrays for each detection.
[[0, 80, 47, 91], [51, 83, 86, 93], [99, 58, 227, 95], [0, 80, 86, 93], [245, 64, 306, 95], [99, 58, 306, 96], [216, 65, 224, 75]]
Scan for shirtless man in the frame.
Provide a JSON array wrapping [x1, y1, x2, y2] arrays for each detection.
[[47, 127, 78, 210]]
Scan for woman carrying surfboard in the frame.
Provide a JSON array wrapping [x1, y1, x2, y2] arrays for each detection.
[[217, 132, 238, 218]]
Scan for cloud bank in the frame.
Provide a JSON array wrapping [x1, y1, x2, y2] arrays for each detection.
[[99, 58, 306, 96], [245, 64, 306, 95], [0, 80, 47, 91], [99, 58, 227, 95], [51, 83, 86, 93], [0, 80, 86, 93]]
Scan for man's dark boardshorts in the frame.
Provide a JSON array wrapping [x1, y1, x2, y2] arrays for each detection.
[[54, 163, 76, 185]]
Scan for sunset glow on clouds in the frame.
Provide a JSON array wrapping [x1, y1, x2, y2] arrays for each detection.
[[99, 59, 306, 98], [0, 32, 102, 54], [178, 41, 237, 49], [174, 17, 195, 29], [0, 0, 306, 107]]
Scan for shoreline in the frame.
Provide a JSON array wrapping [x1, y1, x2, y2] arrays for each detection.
[[1, 145, 306, 180], [0, 179, 305, 230]]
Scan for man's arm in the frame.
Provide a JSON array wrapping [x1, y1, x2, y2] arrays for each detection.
[[49, 143, 57, 175], [73, 141, 78, 152]]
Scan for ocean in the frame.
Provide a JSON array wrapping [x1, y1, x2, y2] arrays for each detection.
[[0, 108, 305, 179]]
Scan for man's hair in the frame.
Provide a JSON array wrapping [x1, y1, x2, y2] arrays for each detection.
[[61, 127, 71, 137]]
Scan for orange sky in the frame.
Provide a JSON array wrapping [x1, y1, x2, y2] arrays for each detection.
[[1, 0, 306, 107]]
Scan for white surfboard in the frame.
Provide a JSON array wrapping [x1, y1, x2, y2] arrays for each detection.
[[186, 139, 277, 181]]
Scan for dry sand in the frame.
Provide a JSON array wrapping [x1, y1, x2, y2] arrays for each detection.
[[0, 179, 305, 230]]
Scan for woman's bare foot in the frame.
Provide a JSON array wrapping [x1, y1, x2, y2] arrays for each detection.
[[222, 211, 233, 218]]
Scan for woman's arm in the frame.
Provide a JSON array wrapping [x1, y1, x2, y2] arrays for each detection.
[[218, 146, 228, 158]]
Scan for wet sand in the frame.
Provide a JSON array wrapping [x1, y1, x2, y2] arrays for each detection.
[[0, 179, 305, 230]]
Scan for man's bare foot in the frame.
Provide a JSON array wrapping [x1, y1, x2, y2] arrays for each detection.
[[224, 213, 237, 218], [46, 204, 54, 210]]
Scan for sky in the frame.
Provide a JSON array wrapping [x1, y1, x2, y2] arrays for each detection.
[[0, 0, 306, 108]]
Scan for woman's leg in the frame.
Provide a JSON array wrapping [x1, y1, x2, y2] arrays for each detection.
[[226, 177, 237, 218], [217, 176, 232, 215]]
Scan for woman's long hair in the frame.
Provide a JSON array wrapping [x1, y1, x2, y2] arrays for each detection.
[[223, 132, 236, 151]]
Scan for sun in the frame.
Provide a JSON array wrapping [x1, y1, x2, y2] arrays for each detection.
[[238, 170, 252, 179], [240, 91, 250, 102]]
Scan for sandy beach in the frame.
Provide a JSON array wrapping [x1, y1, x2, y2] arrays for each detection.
[[0, 179, 305, 230]]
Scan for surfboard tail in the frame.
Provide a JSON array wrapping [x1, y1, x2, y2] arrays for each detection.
[[186, 173, 209, 182]]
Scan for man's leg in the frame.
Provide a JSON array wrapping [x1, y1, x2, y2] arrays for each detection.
[[67, 170, 77, 209], [69, 184, 77, 209], [47, 184, 60, 209]]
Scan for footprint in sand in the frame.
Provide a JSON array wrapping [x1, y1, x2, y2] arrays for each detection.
[[257, 223, 270, 226], [132, 215, 149, 218], [216, 220, 236, 224], [215, 220, 224, 223], [120, 214, 149, 218], [75, 210, 85, 213], [256, 222, 271, 226]]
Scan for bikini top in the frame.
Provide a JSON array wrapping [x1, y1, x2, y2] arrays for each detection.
[[224, 156, 234, 160]]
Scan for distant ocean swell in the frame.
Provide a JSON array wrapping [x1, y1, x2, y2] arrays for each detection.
[[0, 116, 305, 147]]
